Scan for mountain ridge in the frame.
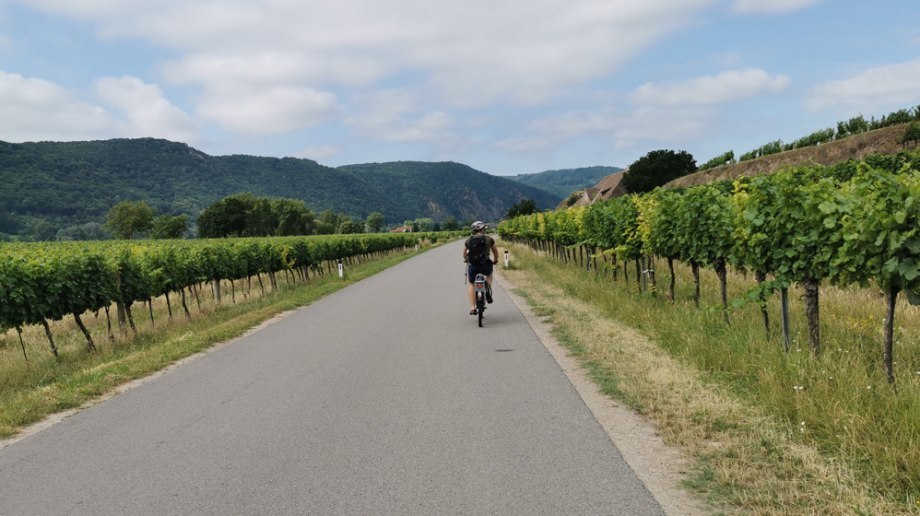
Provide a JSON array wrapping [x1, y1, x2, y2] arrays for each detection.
[[507, 166, 623, 198], [0, 138, 559, 239]]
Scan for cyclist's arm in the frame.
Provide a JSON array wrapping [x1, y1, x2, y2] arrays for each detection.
[[490, 243, 500, 264], [462, 246, 469, 262]]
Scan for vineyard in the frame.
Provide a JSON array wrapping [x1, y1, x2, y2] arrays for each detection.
[[499, 158, 920, 383], [499, 155, 919, 507], [0, 233, 438, 362]]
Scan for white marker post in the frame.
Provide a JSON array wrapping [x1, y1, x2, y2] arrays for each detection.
[[337, 259, 344, 279], [503, 250, 509, 267]]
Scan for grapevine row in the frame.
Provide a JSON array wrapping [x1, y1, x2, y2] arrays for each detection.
[[499, 163, 919, 383], [0, 233, 431, 357]]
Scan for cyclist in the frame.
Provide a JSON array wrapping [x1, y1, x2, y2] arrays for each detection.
[[463, 221, 499, 315]]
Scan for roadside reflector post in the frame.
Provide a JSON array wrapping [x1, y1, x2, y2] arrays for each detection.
[[337, 259, 344, 279], [415, 243, 419, 251], [503, 250, 509, 267]]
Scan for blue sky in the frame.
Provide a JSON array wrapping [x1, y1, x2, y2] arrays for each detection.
[[1, 0, 918, 176]]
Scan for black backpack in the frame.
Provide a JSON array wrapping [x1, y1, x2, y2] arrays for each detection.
[[467, 235, 490, 265]]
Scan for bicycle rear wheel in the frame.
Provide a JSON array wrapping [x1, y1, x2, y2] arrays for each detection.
[[477, 293, 484, 327]]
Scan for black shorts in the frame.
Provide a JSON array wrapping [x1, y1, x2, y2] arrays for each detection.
[[467, 261, 494, 283]]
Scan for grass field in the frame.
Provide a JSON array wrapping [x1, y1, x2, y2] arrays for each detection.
[[499, 241, 919, 515], [0, 244, 435, 441]]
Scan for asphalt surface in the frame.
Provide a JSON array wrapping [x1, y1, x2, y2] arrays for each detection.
[[0, 240, 663, 515]]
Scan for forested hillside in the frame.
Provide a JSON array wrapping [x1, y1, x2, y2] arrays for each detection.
[[0, 138, 558, 239], [336, 161, 559, 223], [508, 166, 622, 198]]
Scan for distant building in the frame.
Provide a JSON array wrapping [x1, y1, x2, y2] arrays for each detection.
[[556, 171, 627, 210], [593, 171, 628, 202]]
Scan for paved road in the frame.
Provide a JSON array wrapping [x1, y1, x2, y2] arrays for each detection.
[[0, 241, 663, 515]]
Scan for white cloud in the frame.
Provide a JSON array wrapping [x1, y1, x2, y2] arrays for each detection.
[[495, 109, 621, 154], [711, 51, 743, 68], [497, 103, 714, 156], [347, 89, 454, 143], [806, 59, 920, 112], [631, 69, 790, 106], [22, 0, 719, 108], [494, 137, 552, 153], [613, 106, 710, 147], [15, 0, 774, 161], [162, 51, 387, 89], [296, 145, 339, 161], [196, 85, 337, 134], [731, 0, 822, 14], [381, 112, 453, 143], [0, 70, 114, 141], [0, 71, 201, 143], [95, 76, 198, 141], [530, 110, 619, 140]]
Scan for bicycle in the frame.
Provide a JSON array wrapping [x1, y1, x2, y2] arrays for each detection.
[[472, 272, 491, 327]]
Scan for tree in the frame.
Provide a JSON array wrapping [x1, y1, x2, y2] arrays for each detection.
[[0, 213, 21, 234], [899, 122, 920, 147], [319, 209, 340, 228], [366, 212, 385, 233], [56, 222, 110, 241], [197, 193, 255, 238], [24, 218, 57, 241], [621, 150, 697, 194], [415, 218, 433, 232], [246, 197, 277, 236], [506, 199, 537, 218], [442, 216, 460, 231], [315, 221, 335, 235], [339, 218, 364, 234], [273, 198, 314, 236], [150, 215, 188, 239], [198, 193, 320, 237], [105, 200, 154, 239]]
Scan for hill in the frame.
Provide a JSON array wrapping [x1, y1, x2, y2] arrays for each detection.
[[0, 138, 559, 238], [336, 161, 559, 223], [666, 123, 912, 188], [508, 166, 622, 198]]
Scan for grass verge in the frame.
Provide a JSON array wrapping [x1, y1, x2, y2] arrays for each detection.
[[499, 242, 919, 515], [0, 245, 430, 440]]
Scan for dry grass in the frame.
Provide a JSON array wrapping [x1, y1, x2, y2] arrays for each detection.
[[667, 124, 912, 188], [500, 242, 919, 515]]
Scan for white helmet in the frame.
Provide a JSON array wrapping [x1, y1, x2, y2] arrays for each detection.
[[471, 221, 486, 232]]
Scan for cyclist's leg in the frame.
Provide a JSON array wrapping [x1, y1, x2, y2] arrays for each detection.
[[467, 264, 478, 313]]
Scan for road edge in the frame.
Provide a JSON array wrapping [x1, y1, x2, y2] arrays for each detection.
[[494, 272, 709, 516], [0, 310, 298, 451]]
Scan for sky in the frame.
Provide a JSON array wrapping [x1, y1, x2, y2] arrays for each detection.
[[0, 0, 918, 176]]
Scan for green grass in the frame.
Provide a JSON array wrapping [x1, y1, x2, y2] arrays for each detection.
[[0, 246, 430, 440], [500, 241, 919, 513]]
